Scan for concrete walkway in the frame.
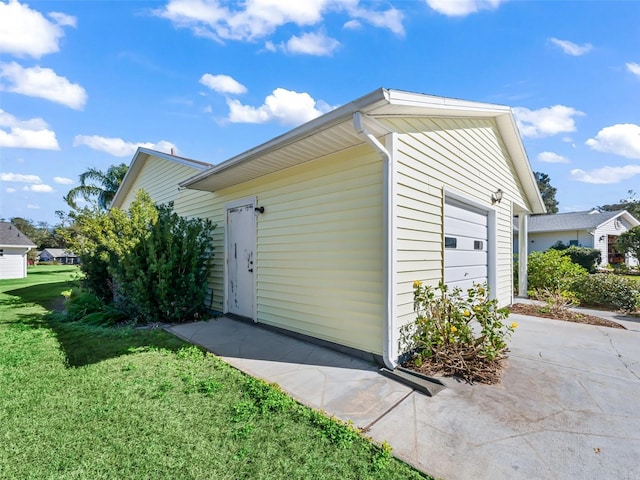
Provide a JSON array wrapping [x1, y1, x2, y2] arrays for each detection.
[[169, 314, 640, 480]]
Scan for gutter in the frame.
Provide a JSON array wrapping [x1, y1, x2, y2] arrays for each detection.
[[352, 111, 396, 370]]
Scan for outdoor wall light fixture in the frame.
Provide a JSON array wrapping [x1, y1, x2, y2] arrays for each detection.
[[491, 189, 503, 204], [599, 235, 605, 242], [254, 206, 265, 214]]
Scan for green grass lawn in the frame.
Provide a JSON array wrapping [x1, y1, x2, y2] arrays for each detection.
[[0, 266, 427, 479]]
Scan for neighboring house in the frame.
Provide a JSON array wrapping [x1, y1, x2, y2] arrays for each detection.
[[516, 210, 639, 267], [0, 222, 36, 279], [38, 248, 80, 265], [111, 88, 545, 368]]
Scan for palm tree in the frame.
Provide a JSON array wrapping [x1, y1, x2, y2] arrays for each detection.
[[64, 163, 128, 210]]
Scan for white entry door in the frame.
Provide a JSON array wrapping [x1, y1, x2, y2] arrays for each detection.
[[226, 202, 255, 319], [444, 198, 489, 291]]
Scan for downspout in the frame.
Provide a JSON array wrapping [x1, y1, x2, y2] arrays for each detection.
[[517, 214, 528, 297], [353, 111, 396, 369]]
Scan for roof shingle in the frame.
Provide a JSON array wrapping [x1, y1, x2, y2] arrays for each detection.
[[0, 222, 37, 247]]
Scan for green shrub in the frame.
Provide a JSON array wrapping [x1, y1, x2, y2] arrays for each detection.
[[527, 249, 588, 292], [399, 281, 515, 383], [570, 273, 640, 312], [63, 191, 215, 324], [562, 246, 601, 273], [113, 203, 215, 324], [64, 290, 105, 321], [61, 290, 128, 326], [77, 245, 113, 302]]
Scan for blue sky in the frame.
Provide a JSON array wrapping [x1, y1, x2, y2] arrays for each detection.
[[1, 0, 639, 224]]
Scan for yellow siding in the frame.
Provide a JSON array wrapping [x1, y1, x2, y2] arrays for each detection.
[[119, 156, 205, 210], [174, 145, 385, 355], [386, 116, 525, 328]]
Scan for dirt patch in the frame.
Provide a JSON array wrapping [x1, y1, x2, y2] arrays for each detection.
[[402, 354, 508, 385], [509, 303, 626, 329]]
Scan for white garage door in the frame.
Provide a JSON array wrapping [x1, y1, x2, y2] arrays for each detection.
[[444, 198, 488, 291]]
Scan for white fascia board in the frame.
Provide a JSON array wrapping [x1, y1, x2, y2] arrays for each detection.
[[386, 89, 511, 114], [110, 147, 210, 209], [495, 113, 546, 215], [603, 210, 640, 229], [181, 89, 390, 188]]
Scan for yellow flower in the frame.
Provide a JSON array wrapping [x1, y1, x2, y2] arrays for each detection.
[[450, 326, 458, 333], [511, 322, 519, 329], [413, 280, 422, 289], [463, 309, 471, 317]]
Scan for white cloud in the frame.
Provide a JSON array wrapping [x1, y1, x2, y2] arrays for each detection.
[[626, 62, 640, 78], [226, 88, 335, 126], [0, 109, 59, 150], [284, 31, 340, 56], [348, 4, 404, 35], [585, 123, 640, 159], [0, 1, 76, 58], [28, 184, 54, 193], [6, 187, 17, 193], [0, 172, 42, 183], [425, 0, 507, 17], [73, 135, 178, 157], [537, 151, 570, 164], [199, 73, 247, 94], [48, 12, 77, 27], [570, 165, 640, 184], [549, 38, 592, 56], [155, 0, 404, 44], [27, 203, 40, 209], [0, 62, 87, 110], [343, 19, 361, 30], [53, 176, 74, 185], [512, 105, 584, 138]]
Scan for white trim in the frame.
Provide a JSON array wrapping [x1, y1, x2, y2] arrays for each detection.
[[111, 147, 211, 209], [443, 188, 498, 299], [383, 133, 398, 369], [517, 213, 529, 297], [224, 196, 257, 321]]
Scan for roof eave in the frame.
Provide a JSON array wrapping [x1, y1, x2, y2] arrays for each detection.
[[181, 88, 390, 189], [110, 147, 211, 209]]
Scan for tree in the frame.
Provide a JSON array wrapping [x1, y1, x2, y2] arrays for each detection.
[[10, 217, 65, 251], [534, 171, 559, 214], [599, 190, 640, 220], [62, 190, 216, 323], [616, 226, 640, 264], [64, 163, 128, 210], [61, 191, 158, 301]]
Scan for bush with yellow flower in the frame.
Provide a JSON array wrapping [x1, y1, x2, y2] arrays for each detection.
[[399, 281, 516, 383]]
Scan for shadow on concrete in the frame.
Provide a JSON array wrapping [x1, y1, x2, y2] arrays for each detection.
[[169, 316, 379, 372]]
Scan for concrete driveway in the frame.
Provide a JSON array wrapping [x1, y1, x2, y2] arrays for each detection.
[[170, 313, 640, 480]]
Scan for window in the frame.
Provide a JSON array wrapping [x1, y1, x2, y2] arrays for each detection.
[[445, 237, 457, 249], [474, 240, 483, 250], [569, 240, 579, 246], [0, 249, 3, 257]]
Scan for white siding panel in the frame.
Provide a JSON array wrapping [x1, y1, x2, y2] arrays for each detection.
[[0, 248, 29, 279]]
